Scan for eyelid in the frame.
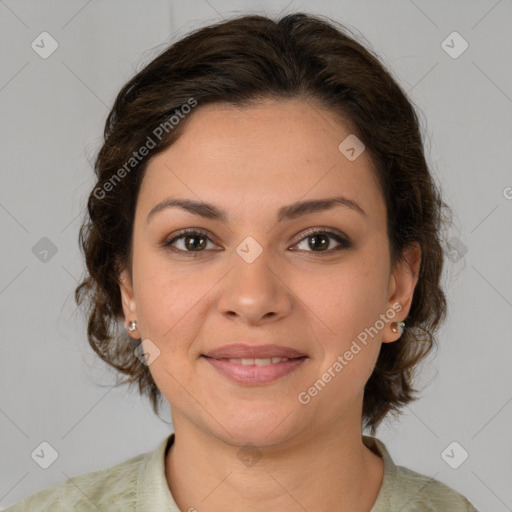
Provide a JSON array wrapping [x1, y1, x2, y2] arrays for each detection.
[[161, 228, 218, 251], [292, 226, 349, 244], [290, 228, 351, 252]]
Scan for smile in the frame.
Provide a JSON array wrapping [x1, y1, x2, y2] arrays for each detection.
[[202, 355, 307, 385], [226, 357, 291, 365]]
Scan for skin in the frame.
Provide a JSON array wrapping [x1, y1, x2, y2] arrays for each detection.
[[119, 97, 421, 511]]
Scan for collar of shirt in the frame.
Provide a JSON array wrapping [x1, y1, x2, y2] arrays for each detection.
[[134, 433, 395, 511]]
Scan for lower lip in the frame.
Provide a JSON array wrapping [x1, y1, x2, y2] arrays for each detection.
[[202, 356, 307, 385]]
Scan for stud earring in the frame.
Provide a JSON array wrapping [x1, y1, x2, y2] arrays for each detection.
[[391, 321, 405, 335], [127, 320, 137, 332]]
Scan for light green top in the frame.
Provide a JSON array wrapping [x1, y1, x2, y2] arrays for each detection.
[[5, 433, 479, 511]]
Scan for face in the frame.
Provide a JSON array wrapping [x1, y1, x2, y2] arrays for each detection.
[[119, 98, 420, 448]]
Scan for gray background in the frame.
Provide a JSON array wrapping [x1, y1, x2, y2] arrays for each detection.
[[1, 0, 511, 510]]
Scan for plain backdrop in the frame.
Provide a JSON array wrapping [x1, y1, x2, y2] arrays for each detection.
[[1, 1, 511, 510]]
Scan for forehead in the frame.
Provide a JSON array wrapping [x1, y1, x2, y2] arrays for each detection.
[[138, 98, 385, 224]]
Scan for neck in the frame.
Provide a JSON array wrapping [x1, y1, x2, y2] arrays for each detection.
[[165, 416, 384, 511]]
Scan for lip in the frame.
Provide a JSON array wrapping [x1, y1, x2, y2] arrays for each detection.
[[202, 356, 307, 385], [201, 343, 308, 385], [203, 343, 307, 359]]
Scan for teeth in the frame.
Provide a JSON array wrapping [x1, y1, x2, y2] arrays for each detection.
[[228, 357, 290, 365]]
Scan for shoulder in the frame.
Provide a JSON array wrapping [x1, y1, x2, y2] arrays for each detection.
[[364, 436, 479, 512], [4, 451, 147, 511], [391, 464, 479, 511]]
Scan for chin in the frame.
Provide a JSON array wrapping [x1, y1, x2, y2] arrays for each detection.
[[209, 404, 305, 449]]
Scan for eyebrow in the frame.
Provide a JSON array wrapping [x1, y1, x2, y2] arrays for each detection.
[[146, 195, 366, 224]]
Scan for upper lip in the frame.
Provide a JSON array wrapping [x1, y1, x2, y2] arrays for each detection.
[[203, 344, 307, 359]]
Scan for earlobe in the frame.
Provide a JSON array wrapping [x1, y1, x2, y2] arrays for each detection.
[[388, 242, 421, 307], [383, 242, 421, 343]]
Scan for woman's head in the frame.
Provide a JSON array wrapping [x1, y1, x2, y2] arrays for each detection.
[[75, 12, 450, 439]]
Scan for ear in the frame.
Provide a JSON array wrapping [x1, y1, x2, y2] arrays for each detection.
[[382, 242, 421, 343], [118, 264, 138, 338]]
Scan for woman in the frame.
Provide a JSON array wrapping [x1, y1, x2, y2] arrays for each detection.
[[6, 11, 479, 512]]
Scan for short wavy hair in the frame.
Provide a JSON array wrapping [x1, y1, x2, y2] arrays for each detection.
[[75, 12, 452, 435]]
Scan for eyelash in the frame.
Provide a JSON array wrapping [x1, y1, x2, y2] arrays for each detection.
[[161, 228, 352, 256]]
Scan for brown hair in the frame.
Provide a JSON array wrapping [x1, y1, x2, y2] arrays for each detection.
[[75, 12, 451, 434]]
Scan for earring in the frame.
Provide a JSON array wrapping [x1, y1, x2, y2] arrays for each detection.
[[127, 320, 137, 332], [391, 321, 405, 335]]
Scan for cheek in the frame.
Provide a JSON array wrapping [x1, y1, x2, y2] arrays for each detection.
[[133, 258, 211, 351], [299, 257, 388, 393], [134, 265, 208, 402], [302, 259, 387, 340]]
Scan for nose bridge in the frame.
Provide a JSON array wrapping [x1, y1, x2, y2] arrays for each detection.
[[217, 238, 291, 322]]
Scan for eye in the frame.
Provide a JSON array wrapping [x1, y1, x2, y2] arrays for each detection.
[[292, 229, 351, 254], [161, 228, 352, 256], [162, 229, 217, 256]]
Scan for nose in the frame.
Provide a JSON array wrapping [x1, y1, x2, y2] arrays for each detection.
[[216, 247, 293, 325]]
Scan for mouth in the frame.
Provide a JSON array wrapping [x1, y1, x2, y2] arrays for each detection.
[[202, 343, 307, 360], [201, 344, 308, 385], [206, 356, 299, 365]]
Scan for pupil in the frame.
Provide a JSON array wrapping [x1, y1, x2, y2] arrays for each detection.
[[310, 234, 328, 251], [186, 235, 206, 251]]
